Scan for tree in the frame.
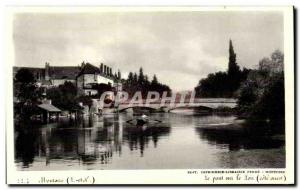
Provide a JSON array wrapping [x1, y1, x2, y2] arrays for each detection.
[[127, 72, 134, 84], [227, 40, 242, 94], [133, 73, 138, 85], [14, 69, 42, 118], [15, 69, 35, 84], [138, 67, 145, 84], [259, 50, 284, 73], [228, 39, 240, 76], [151, 74, 158, 85], [94, 83, 112, 98], [46, 81, 80, 111], [237, 50, 284, 124], [123, 69, 171, 98], [195, 40, 248, 98]]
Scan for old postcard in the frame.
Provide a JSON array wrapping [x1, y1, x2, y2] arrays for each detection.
[[5, 6, 294, 185]]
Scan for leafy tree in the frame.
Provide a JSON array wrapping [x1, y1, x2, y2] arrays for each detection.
[[46, 81, 80, 111], [237, 50, 284, 124], [93, 83, 112, 98], [259, 49, 284, 73], [14, 68, 42, 118], [15, 69, 35, 84]]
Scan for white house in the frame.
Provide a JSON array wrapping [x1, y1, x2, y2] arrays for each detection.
[[76, 63, 116, 96]]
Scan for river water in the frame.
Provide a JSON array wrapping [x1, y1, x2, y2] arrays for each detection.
[[15, 111, 285, 170]]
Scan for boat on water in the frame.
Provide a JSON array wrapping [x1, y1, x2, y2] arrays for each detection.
[[127, 115, 162, 126], [136, 115, 149, 126]]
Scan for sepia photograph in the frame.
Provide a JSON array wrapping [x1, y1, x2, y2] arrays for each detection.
[[6, 6, 294, 185]]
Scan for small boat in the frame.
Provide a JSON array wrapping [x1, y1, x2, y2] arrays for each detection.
[[136, 115, 149, 126], [126, 115, 162, 126]]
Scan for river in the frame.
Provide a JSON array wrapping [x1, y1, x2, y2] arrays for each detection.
[[14, 110, 285, 170]]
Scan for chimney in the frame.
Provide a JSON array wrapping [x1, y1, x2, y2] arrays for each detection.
[[100, 63, 103, 73], [110, 68, 112, 76], [104, 65, 107, 75], [118, 69, 121, 79], [45, 62, 50, 80]]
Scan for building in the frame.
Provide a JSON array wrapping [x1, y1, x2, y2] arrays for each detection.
[[13, 62, 81, 87], [13, 62, 121, 96], [76, 62, 116, 96], [44, 62, 81, 86]]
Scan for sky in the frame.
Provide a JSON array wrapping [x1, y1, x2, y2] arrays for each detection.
[[13, 11, 283, 91]]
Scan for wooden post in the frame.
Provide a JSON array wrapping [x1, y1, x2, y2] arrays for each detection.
[[74, 111, 76, 121], [47, 112, 50, 123]]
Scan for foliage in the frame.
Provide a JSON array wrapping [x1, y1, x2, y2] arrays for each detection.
[[46, 81, 81, 111], [228, 39, 240, 77], [237, 50, 284, 123], [123, 67, 172, 98], [14, 68, 42, 118], [15, 69, 35, 84], [92, 83, 113, 98], [195, 40, 250, 98]]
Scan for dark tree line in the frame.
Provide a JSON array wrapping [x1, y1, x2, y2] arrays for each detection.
[[123, 67, 171, 98], [195, 40, 250, 98]]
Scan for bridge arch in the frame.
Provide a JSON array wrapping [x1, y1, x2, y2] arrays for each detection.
[[118, 105, 158, 113], [167, 105, 214, 113]]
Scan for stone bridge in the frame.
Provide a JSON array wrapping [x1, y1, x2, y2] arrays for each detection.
[[116, 98, 237, 113]]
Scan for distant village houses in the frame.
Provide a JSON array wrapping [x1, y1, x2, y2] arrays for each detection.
[[13, 62, 122, 96]]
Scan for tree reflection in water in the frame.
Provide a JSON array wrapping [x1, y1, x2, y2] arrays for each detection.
[[123, 125, 171, 157], [15, 128, 38, 168], [14, 114, 171, 168], [195, 120, 285, 151]]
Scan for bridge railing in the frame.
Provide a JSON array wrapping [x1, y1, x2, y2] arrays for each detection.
[[118, 98, 237, 105]]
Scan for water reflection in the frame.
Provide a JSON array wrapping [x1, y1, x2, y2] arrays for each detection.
[[15, 114, 171, 169], [195, 121, 285, 151], [124, 126, 170, 157], [14, 113, 285, 170], [15, 129, 38, 168]]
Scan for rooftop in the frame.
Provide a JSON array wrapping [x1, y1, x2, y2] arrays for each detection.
[[38, 104, 61, 112], [77, 63, 100, 75], [48, 66, 81, 80]]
